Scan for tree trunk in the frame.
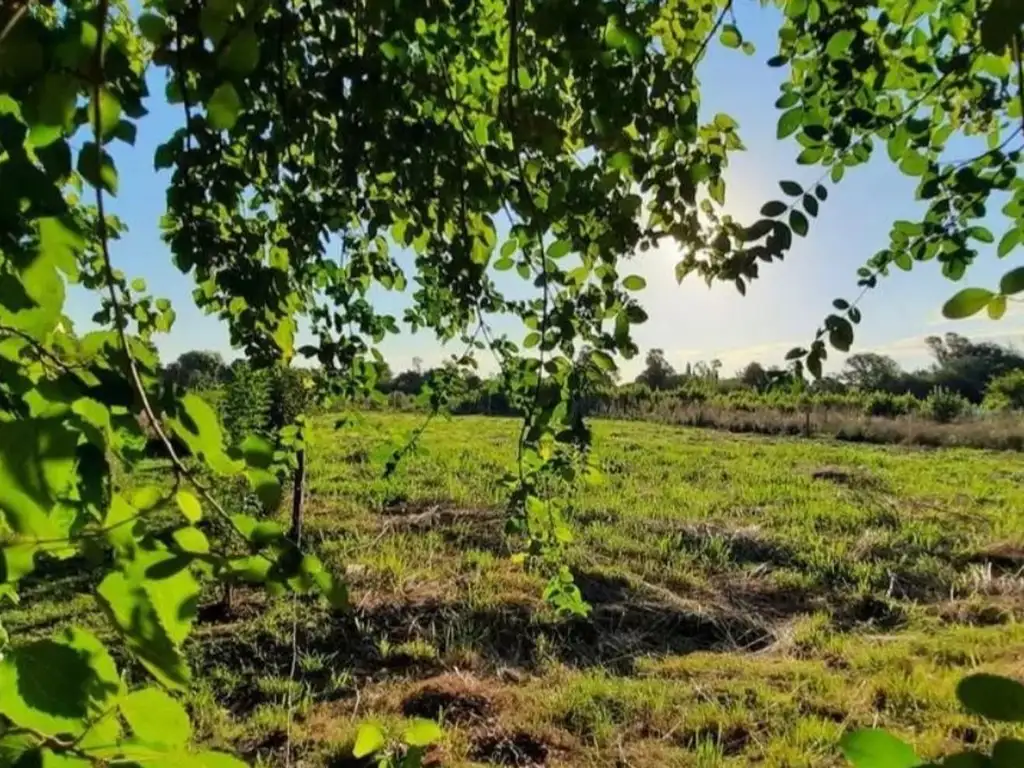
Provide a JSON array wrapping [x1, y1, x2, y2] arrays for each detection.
[[290, 447, 306, 543]]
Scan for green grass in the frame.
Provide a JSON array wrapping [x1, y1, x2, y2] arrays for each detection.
[[7, 412, 1024, 766]]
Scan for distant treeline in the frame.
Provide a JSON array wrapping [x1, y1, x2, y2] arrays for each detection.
[[160, 331, 1024, 450]]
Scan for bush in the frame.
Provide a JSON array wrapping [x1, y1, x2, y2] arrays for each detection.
[[222, 363, 271, 444], [983, 369, 1024, 412], [862, 392, 918, 418], [863, 392, 900, 418], [221, 364, 313, 445], [924, 386, 970, 424], [268, 366, 313, 432]]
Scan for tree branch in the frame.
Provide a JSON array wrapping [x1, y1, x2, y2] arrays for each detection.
[[0, 322, 80, 375], [89, 0, 284, 554]]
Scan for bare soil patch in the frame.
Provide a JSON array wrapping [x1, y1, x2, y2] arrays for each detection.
[[470, 728, 552, 767], [402, 673, 497, 724]]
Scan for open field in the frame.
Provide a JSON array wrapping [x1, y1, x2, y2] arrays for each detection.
[[7, 413, 1024, 766]]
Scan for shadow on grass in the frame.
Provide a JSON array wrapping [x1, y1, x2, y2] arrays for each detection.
[[193, 569, 778, 717]]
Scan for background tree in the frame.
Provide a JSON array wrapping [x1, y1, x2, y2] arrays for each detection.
[[738, 361, 771, 392], [983, 369, 1024, 411], [635, 348, 680, 390], [163, 349, 230, 390], [925, 332, 1024, 402], [840, 353, 904, 393]]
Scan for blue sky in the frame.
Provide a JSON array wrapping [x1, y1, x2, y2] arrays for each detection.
[[69, 5, 1024, 379]]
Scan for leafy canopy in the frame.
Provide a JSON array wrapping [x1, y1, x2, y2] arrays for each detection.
[[1, 0, 1023, 764]]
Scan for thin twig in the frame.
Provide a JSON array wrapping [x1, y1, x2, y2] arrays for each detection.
[[503, 0, 545, 488], [947, 126, 1023, 168], [1014, 31, 1024, 138], [689, 0, 734, 74], [381, 321, 486, 478], [0, 1, 28, 49], [89, 0, 282, 555], [0, 322, 81, 375]]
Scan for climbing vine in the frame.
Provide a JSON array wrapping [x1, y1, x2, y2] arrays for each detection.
[[1, 0, 1024, 764]]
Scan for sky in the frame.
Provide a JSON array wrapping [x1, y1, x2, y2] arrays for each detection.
[[67, 4, 1024, 380]]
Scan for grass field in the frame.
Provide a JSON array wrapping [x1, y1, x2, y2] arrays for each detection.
[[7, 413, 1024, 766]]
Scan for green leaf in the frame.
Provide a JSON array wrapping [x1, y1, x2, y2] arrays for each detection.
[[1001, 267, 1024, 295], [120, 687, 191, 747], [998, 228, 1021, 257], [547, 240, 571, 259], [0, 628, 122, 737], [993, 739, 1024, 766], [175, 491, 202, 523], [247, 468, 282, 511], [839, 729, 919, 768], [940, 751, 989, 768], [2, 544, 36, 583], [0, 419, 78, 540], [0, 732, 38, 766], [779, 180, 802, 196], [523, 332, 540, 349], [981, 0, 1024, 53], [353, 723, 386, 758], [38, 217, 84, 279], [138, 13, 170, 43], [239, 434, 274, 468], [789, 209, 809, 237], [89, 89, 122, 139], [207, 83, 241, 131], [942, 288, 995, 319], [719, 25, 741, 48], [0, 245, 66, 337], [988, 294, 1007, 320], [761, 201, 787, 217], [589, 351, 615, 372], [796, 146, 823, 165], [34, 73, 77, 130], [473, 115, 491, 145], [899, 151, 928, 176], [172, 526, 209, 555], [828, 316, 853, 351], [623, 275, 646, 291], [777, 108, 802, 139], [605, 18, 643, 58], [103, 494, 140, 553], [825, 29, 855, 58], [404, 718, 442, 747], [803, 195, 818, 217], [96, 548, 199, 690], [77, 143, 118, 195], [957, 674, 1024, 721], [608, 151, 631, 171], [379, 40, 403, 60], [219, 28, 260, 75], [969, 226, 994, 244], [806, 348, 823, 379], [167, 394, 242, 475], [713, 113, 738, 131], [815, 184, 828, 201], [306, 559, 348, 609]]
